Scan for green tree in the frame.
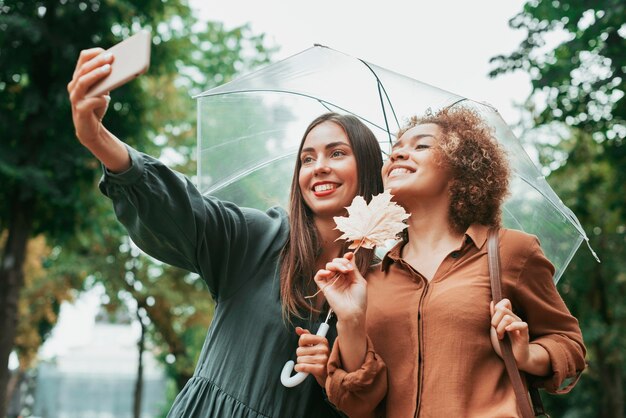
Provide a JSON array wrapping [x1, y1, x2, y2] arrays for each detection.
[[0, 233, 80, 411], [490, 1, 625, 417], [0, 1, 272, 415]]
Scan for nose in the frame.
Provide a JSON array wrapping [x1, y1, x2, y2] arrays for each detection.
[[313, 157, 331, 175], [389, 147, 408, 162]]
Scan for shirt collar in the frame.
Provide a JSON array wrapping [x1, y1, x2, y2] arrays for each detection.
[[465, 224, 490, 250], [380, 224, 492, 272], [381, 240, 405, 272]]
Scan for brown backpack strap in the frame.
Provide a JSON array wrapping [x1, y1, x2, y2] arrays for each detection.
[[487, 228, 536, 418]]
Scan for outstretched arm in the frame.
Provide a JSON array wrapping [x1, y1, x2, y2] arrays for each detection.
[[67, 48, 289, 302], [67, 48, 130, 173]]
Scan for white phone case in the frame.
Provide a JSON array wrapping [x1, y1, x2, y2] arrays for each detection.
[[85, 30, 151, 98]]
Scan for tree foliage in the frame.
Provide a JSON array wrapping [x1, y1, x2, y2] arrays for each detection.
[[491, 1, 625, 417], [0, 0, 273, 415]]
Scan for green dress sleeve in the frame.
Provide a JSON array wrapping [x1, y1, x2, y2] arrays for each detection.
[[98, 145, 289, 301]]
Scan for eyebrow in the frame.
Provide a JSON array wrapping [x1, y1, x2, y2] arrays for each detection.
[[392, 134, 436, 148], [301, 141, 351, 153]]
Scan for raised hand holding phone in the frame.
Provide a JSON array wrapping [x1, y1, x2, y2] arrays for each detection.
[[67, 32, 151, 173], [85, 30, 151, 98]]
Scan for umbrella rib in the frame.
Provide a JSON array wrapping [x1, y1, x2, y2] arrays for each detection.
[[446, 98, 470, 110], [376, 81, 394, 146], [192, 47, 318, 100], [317, 100, 334, 113], [204, 151, 296, 194], [514, 172, 590, 240], [197, 89, 391, 134], [357, 59, 400, 129]]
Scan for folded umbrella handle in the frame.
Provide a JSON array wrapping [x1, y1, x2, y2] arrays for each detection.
[[280, 322, 330, 387]]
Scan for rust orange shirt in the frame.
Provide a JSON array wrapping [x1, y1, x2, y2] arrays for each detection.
[[326, 225, 586, 418]]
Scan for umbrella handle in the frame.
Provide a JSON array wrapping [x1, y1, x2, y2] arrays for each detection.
[[280, 322, 330, 387]]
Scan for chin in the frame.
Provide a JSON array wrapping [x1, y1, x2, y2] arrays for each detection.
[[386, 187, 410, 204], [384, 183, 402, 196]]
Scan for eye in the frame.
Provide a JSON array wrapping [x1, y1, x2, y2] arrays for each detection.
[[330, 149, 347, 158], [415, 144, 431, 150], [301, 155, 314, 164]]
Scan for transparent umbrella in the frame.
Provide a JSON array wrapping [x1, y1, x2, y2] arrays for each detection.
[[194, 45, 598, 283]]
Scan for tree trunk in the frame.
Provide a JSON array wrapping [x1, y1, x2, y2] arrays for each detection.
[[5, 369, 24, 416], [0, 201, 33, 418], [133, 311, 146, 418]]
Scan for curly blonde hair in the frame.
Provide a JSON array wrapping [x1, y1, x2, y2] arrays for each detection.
[[399, 106, 510, 233]]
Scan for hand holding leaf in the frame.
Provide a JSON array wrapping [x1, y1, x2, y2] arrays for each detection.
[[307, 190, 410, 299]]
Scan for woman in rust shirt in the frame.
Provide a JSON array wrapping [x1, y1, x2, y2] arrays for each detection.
[[314, 106, 586, 417]]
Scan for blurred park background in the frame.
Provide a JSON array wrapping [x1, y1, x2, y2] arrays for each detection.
[[0, 0, 624, 417]]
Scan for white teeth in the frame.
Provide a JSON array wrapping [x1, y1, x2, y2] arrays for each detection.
[[389, 168, 411, 177], [314, 183, 336, 192]]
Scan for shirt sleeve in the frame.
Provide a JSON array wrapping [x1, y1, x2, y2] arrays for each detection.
[[98, 145, 288, 301], [508, 233, 587, 394], [325, 336, 388, 418]]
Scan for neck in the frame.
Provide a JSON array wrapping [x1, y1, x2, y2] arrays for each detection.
[[314, 216, 344, 266], [402, 196, 463, 254]]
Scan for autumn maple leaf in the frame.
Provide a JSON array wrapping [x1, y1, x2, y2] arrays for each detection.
[[334, 189, 410, 249]]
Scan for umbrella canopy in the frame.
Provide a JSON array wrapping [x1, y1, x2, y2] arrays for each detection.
[[194, 45, 596, 282]]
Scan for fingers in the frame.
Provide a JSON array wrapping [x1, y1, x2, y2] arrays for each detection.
[[313, 254, 356, 288], [295, 344, 329, 367], [490, 299, 528, 340], [77, 51, 114, 79], [296, 345, 329, 360], [495, 314, 525, 339], [68, 49, 114, 100], [295, 327, 310, 337], [293, 363, 326, 376], [69, 63, 112, 103], [490, 298, 514, 328], [493, 298, 513, 311], [294, 330, 329, 375], [297, 333, 328, 348], [313, 268, 335, 287], [504, 321, 529, 333], [296, 330, 329, 356], [72, 47, 105, 78], [325, 257, 355, 274], [74, 95, 110, 117]]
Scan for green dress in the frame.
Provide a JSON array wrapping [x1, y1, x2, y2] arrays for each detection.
[[100, 146, 341, 418]]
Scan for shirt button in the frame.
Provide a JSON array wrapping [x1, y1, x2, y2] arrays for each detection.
[[451, 251, 460, 259]]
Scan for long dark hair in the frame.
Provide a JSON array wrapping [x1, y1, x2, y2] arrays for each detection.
[[280, 113, 384, 321]]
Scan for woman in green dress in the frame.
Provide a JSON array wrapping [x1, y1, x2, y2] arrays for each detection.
[[68, 48, 383, 417]]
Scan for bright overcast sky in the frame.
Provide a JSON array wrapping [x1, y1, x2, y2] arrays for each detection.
[[36, 0, 533, 363], [189, 0, 531, 125]]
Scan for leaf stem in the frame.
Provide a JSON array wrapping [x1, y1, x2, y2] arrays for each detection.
[[304, 242, 364, 299]]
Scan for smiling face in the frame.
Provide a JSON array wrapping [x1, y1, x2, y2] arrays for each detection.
[[298, 121, 359, 219], [382, 123, 452, 206]]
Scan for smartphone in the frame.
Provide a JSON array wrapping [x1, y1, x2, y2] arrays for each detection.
[[85, 30, 151, 98]]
